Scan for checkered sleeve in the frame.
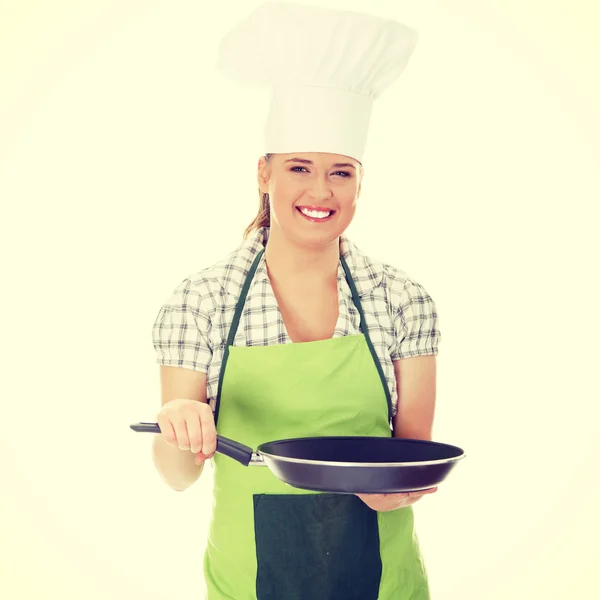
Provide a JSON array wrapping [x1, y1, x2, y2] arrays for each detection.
[[390, 277, 440, 360], [152, 276, 213, 372]]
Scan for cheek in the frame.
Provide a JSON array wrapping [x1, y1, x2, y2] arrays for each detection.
[[267, 192, 294, 225], [335, 190, 359, 227], [269, 180, 300, 212], [338, 188, 359, 211]]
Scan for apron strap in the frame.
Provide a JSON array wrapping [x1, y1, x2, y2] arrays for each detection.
[[340, 254, 393, 427], [214, 248, 265, 427], [214, 247, 393, 428]]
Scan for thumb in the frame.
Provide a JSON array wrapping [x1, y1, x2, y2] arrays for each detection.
[[194, 451, 208, 464]]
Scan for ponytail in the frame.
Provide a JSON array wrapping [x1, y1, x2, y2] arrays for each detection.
[[244, 154, 272, 239]]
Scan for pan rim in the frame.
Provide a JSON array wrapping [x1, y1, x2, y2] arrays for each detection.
[[258, 451, 466, 467]]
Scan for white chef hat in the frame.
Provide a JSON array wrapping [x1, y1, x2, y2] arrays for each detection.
[[216, 2, 419, 163]]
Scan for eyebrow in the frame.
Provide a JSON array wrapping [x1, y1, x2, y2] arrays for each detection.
[[284, 158, 356, 170]]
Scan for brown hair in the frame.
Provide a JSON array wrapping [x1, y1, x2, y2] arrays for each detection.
[[244, 153, 273, 239]]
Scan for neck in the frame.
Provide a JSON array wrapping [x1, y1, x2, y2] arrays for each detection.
[[264, 226, 340, 284]]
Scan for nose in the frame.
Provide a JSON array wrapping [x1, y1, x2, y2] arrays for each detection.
[[307, 176, 333, 201]]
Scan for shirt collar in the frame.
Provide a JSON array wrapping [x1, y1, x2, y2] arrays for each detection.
[[217, 227, 384, 298]]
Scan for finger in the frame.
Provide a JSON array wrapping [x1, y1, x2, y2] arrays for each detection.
[[170, 416, 190, 451], [157, 415, 177, 447], [194, 451, 209, 465], [355, 494, 382, 501], [185, 411, 203, 454], [199, 405, 217, 456], [357, 493, 406, 501], [405, 488, 437, 502]]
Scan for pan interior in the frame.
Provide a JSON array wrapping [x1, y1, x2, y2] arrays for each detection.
[[258, 437, 463, 463]]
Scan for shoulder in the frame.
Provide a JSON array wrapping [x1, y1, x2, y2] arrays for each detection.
[[341, 236, 435, 309], [382, 263, 435, 312], [343, 237, 440, 355]]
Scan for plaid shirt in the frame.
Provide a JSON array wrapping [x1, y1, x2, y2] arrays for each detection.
[[152, 227, 440, 417]]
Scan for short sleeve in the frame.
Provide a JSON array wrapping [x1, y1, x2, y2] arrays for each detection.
[[390, 279, 440, 360], [152, 277, 212, 372]]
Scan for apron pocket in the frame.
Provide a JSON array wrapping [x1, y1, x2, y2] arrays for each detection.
[[253, 493, 382, 600]]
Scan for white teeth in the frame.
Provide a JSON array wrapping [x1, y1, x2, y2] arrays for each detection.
[[300, 208, 331, 219]]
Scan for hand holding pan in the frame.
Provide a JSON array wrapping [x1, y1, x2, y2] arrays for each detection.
[[131, 422, 466, 494]]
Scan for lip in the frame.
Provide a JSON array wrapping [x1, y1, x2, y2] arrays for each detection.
[[296, 206, 336, 223], [297, 205, 335, 212]]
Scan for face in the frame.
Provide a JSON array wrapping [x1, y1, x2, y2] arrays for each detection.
[[257, 152, 363, 248]]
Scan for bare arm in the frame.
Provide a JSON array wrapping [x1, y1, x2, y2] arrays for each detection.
[[152, 366, 215, 492], [355, 355, 438, 511], [392, 355, 437, 440]]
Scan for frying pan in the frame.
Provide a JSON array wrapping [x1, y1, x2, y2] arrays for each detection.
[[130, 422, 465, 494]]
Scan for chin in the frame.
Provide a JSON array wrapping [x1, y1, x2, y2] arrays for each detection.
[[289, 223, 349, 249], [270, 210, 353, 248]]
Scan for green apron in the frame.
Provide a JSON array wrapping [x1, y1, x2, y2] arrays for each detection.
[[203, 248, 429, 599]]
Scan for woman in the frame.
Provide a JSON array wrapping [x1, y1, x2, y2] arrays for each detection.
[[151, 4, 440, 599]]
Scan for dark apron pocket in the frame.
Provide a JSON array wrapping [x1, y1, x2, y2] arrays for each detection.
[[253, 493, 382, 600]]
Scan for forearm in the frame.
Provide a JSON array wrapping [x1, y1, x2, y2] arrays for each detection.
[[394, 422, 432, 440], [151, 435, 205, 491], [393, 356, 436, 441]]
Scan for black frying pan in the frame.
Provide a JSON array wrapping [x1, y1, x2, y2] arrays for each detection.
[[130, 422, 465, 494]]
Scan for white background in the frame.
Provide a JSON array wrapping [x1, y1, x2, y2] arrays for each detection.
[[1, 0, 599, 598]]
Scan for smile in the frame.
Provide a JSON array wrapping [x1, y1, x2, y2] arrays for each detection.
[[297, 206, 335, 222]]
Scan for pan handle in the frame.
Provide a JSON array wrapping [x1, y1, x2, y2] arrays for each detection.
[[129, 422, 260, 467]]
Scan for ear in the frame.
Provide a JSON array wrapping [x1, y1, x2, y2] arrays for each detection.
[[257, 156, 271, 194]]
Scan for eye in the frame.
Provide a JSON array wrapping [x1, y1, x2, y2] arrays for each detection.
[[289, 167, 351, 177]]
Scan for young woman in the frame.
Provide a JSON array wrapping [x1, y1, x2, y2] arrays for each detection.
[[150, 4, 440, 599]]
